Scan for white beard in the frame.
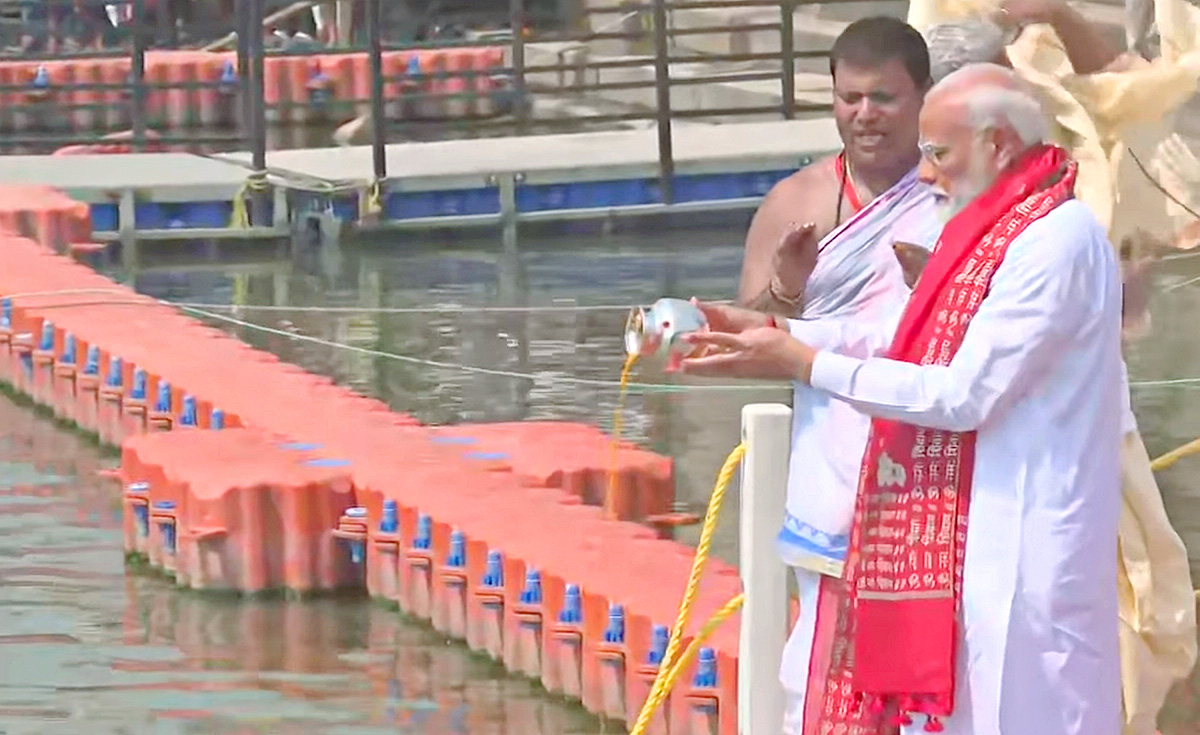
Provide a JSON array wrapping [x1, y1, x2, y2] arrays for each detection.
[[933, 152, 998, 223]]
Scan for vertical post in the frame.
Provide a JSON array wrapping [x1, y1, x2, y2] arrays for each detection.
[[780, 0, 795, 120], [130, 0, 148, 151], [738, 403, 791, 735], [509, 0, 528, 134], [366, 0, 386, 184], [651, 0, 674, 204], [248, 0, 269, 226], [236, 0, 251, 139]]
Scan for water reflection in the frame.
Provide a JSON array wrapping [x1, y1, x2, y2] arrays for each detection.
[[0, 393, 605, 735]]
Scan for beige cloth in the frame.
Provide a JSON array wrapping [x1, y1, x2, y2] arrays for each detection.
[[1119, 431, 1198, 735], [908, 1, 1200, 732], [910, 0, 1200, 249]]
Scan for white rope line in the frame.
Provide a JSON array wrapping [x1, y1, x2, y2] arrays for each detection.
[[0, 288, 782, 393], [0, 288, 731, 314], [1161, 272, 1200, 294], [2, 288, 1197, 392]]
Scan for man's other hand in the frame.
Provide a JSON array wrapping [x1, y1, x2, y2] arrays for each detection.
[[672, 327, 817, 384], [770, 221, 819, 304]]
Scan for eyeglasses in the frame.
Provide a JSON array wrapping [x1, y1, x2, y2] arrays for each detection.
[[918, 140, 949, 164]]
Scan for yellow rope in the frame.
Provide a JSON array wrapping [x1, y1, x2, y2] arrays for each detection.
[[363, 179, 384, 216], [228, 171, 271, 229], [1150, 436, 1200, 471], [628, 442, 746, 735]]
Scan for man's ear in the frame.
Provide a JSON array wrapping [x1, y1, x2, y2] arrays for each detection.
[[893, 241, 931, 289]]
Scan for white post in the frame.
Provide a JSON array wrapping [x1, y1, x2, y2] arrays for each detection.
[[738, 403, 792, 735]]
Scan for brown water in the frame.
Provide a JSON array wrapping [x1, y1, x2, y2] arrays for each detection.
[[0, 392, 611, 734]]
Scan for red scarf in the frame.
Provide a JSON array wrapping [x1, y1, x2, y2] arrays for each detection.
[[809, 144, 1077, 734]]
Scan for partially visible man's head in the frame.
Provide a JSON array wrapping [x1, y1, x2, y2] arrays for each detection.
[[917, 63, 1048, 220], [829, 17, 931, 177], [923, 18, 1012, 83]]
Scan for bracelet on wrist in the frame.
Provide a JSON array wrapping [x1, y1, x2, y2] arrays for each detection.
[[769, 275, 803, 308]]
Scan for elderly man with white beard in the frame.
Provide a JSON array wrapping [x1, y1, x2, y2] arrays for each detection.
[[676, 63, 1125, 735]]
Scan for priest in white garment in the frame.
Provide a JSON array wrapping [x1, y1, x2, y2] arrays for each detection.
[[676, 63, 1125, 735]]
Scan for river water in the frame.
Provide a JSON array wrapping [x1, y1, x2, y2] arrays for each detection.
[[1, 190, 1195, 733], [100, 209, 1200, 731], [0, 393, 611, 734]]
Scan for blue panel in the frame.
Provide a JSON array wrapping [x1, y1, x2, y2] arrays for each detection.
[[91, 203, 119, 232], [178, 201, 233, 228], [671, 170, 795, 203], [134, 203, 168, 229], [515, 178, 657, 212], [383, 187, 499, 221], [332, 195, 359, 222]]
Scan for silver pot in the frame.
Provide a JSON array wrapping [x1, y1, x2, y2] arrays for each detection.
[[624, 298, 708, 359]]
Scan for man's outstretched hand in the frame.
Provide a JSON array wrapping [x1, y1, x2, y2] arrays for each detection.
[[689, 298, 775, 334], [670, 327, 817, 384]]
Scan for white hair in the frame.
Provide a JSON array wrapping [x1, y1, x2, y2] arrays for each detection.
[[933, 63, 1049, 146], [924, 19, 1008, 83]]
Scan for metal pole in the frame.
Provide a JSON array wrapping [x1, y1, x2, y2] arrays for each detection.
[[509, 0, 528, 134], [652, 0, 674, 204], [366, 0, 386, 183], [780, 0, 795, 120], [131, 0, 148, 151], [236, 0, 251, 137], [738, 403, 791, 735], [248, 0, 269, 226]]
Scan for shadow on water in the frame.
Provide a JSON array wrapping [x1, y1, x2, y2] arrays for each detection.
[[0, 392, 609, 735]]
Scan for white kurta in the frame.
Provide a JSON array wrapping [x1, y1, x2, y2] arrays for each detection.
[[776, 173, 939, 722], [792, 199, 1125, 735]]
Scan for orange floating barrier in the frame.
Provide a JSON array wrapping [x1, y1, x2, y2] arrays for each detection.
[[0, 179, 765, 733], [0, 47, 506, 136], [121, 428, 359, 594]]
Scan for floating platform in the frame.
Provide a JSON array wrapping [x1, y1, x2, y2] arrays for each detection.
[[0, 118, 839, 243], [0, 47, 507, 136], [0, 182, 789, 734]]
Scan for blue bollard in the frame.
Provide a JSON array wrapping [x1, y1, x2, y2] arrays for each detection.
[[1, 297, 11, 329], [648, 624, 670, 665], [309, 69, 332, 104], [128, 482, 150, 537], [380, 499, 398, 534], [106, 356, 123, 389], [446, 530, 466, 568], [694, 647, 717, 688], [604, 603, 625, 644], [210, 408, 224, 430], [154, 381, 171, 414], [520, 569, 542, 605], [413, 513, 432, 550], [130, 369, 147, 400], [179, 395, 197, 427], [61, 333, 76, 365], [559, 583, 582, 624], [83, 345, 99, 376], [482, 550, 504, 588], [219, 59, 237, 90], [344, 507, 367, 564], [154, 500, 177, 554], [38, 320, 53, 352]]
